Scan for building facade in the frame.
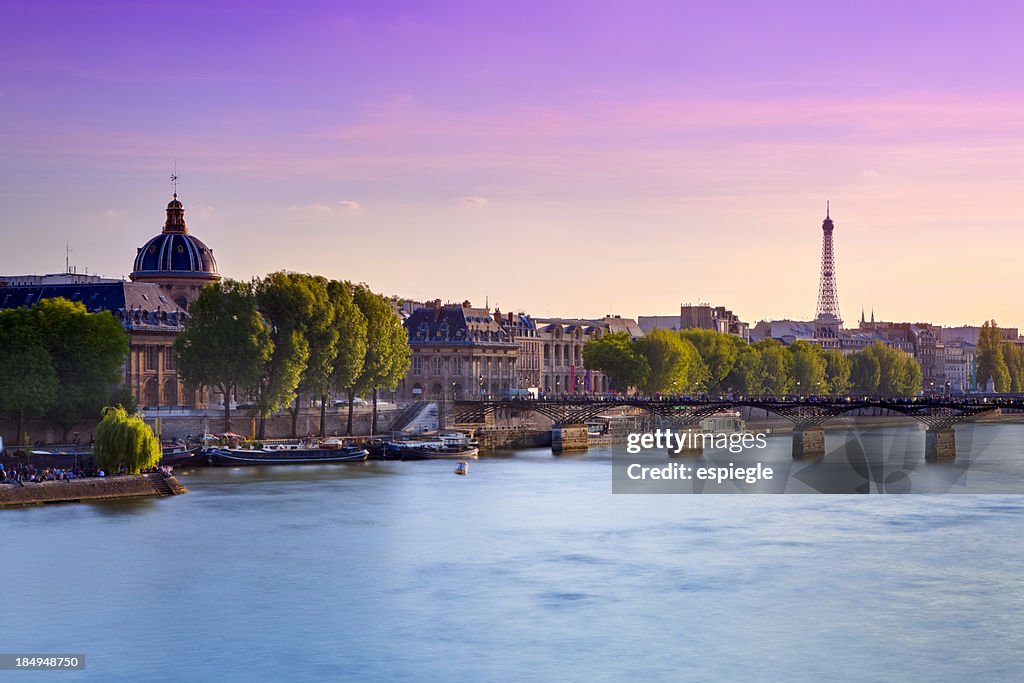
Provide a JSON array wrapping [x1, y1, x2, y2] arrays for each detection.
[[0, 193, 220, 408], [399, 301, 519, 400]]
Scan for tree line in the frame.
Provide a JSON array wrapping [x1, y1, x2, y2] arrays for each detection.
[[975, 320, 1024, 392], [0, 298, 130, 445], [174, 272, 411, 437], [582, 327, 923, 397]]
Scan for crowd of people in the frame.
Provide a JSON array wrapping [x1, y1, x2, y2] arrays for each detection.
[[0, 463, 107, 485], [0, 462, 174, 486]]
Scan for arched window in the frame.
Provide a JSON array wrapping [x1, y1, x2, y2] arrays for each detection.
[[162, 378, 179, 407], [144, 378, 160, 407]]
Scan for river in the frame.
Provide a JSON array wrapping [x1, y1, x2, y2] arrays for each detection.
[[4, 424, 1024, 681]]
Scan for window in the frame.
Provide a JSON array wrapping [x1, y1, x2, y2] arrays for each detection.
[[452, 356, 463, 376], [164, 348, 176, 371], [412, 355, 422, 375], [146, 346, 159, 371], [431, 356, 442, 375]]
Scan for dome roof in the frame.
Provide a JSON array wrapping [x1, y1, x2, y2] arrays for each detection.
[[133, 232, 218, 275], [131, 195, 219, 279]]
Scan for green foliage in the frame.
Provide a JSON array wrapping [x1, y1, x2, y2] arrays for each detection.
[[788, 340, 826, 394], [349, 286, 411, 395], [174, 280, 272, 431], [633, 329, 703, 394], [822, 349, 852, 396], [31, 298, 129, 438], [92, 405, 162, 474], [326, 280, 368, 397], [0, 308, 59, 444], [858, 343, 922, 397], [723, 345, 764, 396], [850, 351, 881, 394], [977, 320, 1010, 392], [1002, 342, 1024, 393], [582, 331, 649, 391], [678, 328, 739, 391], [754, 339, 793, 396]]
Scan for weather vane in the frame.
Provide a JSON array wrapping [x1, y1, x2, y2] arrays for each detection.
[[171, 160, 179, 197]]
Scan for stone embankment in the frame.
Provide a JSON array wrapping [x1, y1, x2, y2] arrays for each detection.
[[0, 474, 187, 508]]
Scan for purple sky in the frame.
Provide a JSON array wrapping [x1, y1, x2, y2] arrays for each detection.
[[2, 0, 1024, 327]]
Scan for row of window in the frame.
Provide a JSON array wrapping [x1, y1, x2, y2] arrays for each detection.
[[143, 345, 176, 371]]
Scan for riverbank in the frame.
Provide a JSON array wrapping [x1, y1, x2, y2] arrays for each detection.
[[0, 474, 187, 508]]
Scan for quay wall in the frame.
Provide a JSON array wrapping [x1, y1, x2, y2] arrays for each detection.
[[0, 407, 404, 448], [0, 475, 187, 508]]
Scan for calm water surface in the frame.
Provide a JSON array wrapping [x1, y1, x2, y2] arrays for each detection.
[[5, 424, 1024, 682]]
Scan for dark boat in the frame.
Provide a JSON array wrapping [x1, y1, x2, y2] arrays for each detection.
[[384, 433, 480, 460], [198, 444, 369, 466], [160, 446, 200, 466]]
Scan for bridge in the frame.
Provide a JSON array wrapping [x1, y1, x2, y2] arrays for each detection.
[[452, 396, 1024, 461]]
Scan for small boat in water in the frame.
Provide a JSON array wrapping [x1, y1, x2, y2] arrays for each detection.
[[199, 444, 369, 466], [385, 433, 480, 460]]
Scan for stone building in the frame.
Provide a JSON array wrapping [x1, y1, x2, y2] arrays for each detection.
[[0, 193, 220, 408], [534, 316, 642, 395], [398, 301, 519, 400], [495, 309, 542, 392]]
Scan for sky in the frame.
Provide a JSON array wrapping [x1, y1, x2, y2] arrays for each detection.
[[2, 0, 1023, 328]]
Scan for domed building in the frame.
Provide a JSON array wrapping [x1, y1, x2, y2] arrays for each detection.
[[130, 193, 220, 310]]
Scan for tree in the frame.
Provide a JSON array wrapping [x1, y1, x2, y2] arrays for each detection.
[[633, 328, 703, 394], [174, 280, 272, 432], [321, 280, 367, 436], [92, 405, 162, 474], [754, 339, 792, 396], [723, 344, 763, 396], [850, 350, 881, 395], [277, 275, 336, 438], [788, 340, 826, 395], [977, 320, 1010, 392], [253, 272, 317, 439], [679, 328, 739, 392], [582, 331, 649, 392], [32, 297, 129, 441], [822, 349, 852, 396], [0, 309, 58, 446], [858, 343, 921, 397], [1002, 342, 1024, 393], [346, 287, 411, 435]]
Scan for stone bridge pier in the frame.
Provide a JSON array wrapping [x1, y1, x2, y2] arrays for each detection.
[[925, 427, 957, 461], [791, 427, 826, 459]]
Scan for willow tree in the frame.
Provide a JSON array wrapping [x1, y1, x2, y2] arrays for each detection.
[[92, 406, 162, 474]]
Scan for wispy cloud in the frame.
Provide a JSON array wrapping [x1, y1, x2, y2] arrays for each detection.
[[288, 204, 333, 214], [460, 196, 488, 207], [337, 200, 361, 210]]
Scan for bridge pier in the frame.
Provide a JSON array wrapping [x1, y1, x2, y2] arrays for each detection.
[[552, 424, 589, 453], [925, 427, 956, 462], [792, 428, 825, 459]]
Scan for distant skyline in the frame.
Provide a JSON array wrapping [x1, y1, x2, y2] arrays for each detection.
[[2, 0, 1024, 328]]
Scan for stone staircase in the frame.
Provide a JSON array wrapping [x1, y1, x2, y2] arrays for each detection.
[[147, 473, 174, 496]]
